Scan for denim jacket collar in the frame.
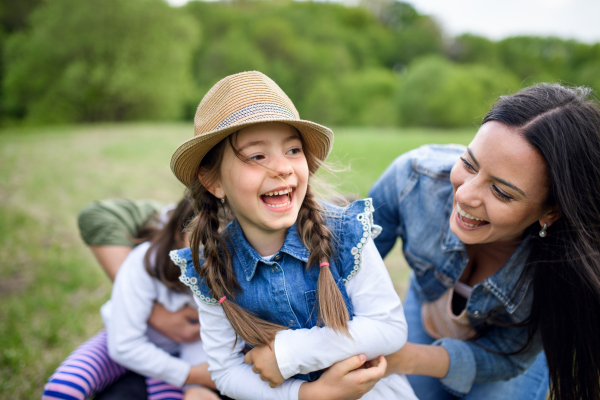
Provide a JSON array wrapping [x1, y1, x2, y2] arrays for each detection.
[[226, 219, 310, 282], [440, 190, 533, 313]]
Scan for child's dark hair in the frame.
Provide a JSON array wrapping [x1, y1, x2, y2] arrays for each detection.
[[136, 197, 195, 293], [187, 133, 350, 347]]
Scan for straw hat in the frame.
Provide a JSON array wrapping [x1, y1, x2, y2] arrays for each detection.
[[171, 71, 334, 186]]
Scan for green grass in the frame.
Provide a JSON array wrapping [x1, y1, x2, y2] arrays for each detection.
[[0, 123, 475, 398]]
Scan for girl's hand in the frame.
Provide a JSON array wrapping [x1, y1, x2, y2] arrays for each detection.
[[299, 354, 386, 400], [185, 363, 217, 390], [243, 341, 284, 388], [183, 386, 221, 400], [148, 304, 201, 343]]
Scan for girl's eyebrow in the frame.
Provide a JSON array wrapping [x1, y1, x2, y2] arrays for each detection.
[[237, 135, 300, 152], [467, 147, 526, 197]]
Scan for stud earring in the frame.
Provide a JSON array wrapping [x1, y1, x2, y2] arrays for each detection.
[[220, 196, 225, 204], [539, 223, 548, 238]]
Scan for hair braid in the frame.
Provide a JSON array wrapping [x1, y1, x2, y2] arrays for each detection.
[[297, 185, 350, 336], [188, 178, 285, 347]]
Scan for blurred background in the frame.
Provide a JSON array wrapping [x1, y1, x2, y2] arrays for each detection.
[[0, 0, 598, 397]]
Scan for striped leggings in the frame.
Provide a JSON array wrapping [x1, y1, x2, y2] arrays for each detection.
[[42, 330, 184, 400]]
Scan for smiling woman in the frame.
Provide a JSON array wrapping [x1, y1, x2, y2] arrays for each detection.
[[369, 83, 600, 400]]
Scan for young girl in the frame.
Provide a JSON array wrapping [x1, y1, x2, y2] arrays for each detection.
[[43, 198, 220, 400], [168, 71, 418, 399]]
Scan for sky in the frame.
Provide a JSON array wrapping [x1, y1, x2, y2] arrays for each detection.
[[166, 0, 600, 44]]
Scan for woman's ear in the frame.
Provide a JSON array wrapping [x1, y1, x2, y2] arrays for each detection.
[[198, 169, 224, 200], [539, 207, 561, 229]]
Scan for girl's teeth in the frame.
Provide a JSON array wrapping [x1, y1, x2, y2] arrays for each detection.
[[265, 189, 291, 196], [265, 200, 291, 208]]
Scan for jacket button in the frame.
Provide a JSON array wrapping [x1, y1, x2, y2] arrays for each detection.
[[473, 311, 480, 316], [273, 254, 281, 260], [288, 320, 295, 326], [271, 266, 279, 273]]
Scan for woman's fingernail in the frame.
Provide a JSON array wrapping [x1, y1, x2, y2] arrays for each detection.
[[359, 354, 366, 362]]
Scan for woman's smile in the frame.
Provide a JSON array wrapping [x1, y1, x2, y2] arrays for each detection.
[[455, 203, 489, 229]]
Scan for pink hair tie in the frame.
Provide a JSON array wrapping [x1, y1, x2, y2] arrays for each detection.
[[218, 296, 226, 304], [319, 262, 330, 268]]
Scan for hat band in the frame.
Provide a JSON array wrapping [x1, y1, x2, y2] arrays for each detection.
[[215, 103, 297, 130]]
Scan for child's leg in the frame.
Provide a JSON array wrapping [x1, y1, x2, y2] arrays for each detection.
[[42, 330, 127, 400], [145, 377, 184, 400]]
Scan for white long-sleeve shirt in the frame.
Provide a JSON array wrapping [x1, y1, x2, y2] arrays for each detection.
[[196, 238, 417, 399], [101, 242, 206, 387]]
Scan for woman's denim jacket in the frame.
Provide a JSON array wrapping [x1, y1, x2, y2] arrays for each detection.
[[369, 144, 543, 397], [171, 199, 379, 382]]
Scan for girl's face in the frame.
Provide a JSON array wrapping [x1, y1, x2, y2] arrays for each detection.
[[212, 122, 309, 250], [449, 121, 558, 244]]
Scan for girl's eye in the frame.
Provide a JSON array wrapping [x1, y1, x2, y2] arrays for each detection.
[[286, 147, 302, 155], [492, 185, 513, 202], [249, 154, 265, 161], [460, 157, 476, 172]]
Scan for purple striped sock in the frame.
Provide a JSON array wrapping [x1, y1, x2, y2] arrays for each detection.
[[146, 377, 183, 400], [42, 330, 126, 400]]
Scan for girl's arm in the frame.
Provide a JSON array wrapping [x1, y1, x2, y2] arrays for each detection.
[[196, 296, 385, 400], [105, 242, 193, 387], [195, 297, 304, 399], [271, 238, 407, 379]]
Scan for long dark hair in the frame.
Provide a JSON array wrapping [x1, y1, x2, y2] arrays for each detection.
[[482, 84, 600, 400], [186, 132, 350, 347], [136, 197, 195, 292]]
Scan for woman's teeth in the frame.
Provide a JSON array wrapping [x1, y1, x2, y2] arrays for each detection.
[[456, 203, 483, 221], [264, 188, 292, 196]]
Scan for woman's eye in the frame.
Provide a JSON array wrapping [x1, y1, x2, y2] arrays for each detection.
[[286, 147, 302, 155], [492, 185, 513, 202], [460, 157, 476, 172]]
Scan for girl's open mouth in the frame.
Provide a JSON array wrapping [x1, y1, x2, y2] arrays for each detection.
[[260, 187, 293, 209], [456, 203, 490, 229]]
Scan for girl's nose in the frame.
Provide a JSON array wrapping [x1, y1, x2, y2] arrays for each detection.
[[270, 156, 294, 177]]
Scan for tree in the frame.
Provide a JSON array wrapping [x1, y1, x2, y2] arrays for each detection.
[[3, 0, 198, 123]]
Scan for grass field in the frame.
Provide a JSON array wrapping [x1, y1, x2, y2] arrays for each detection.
[[0, 123, 476, 398]]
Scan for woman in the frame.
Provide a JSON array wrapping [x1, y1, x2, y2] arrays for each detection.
[[369, 83, 600, 400]]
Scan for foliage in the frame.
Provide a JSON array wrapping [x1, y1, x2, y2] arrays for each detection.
[[2, 0, 198, 123], [1, 0, 599, 127], [396, 56, 520, 127]]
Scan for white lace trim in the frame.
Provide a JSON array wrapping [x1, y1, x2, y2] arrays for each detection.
[[169, 250, 218, 305], [343, 199, 381, 285]]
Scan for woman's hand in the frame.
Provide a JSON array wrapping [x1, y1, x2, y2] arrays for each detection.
[[385, 342, 450, 378], [185, 363, 217, 390], [298, 354, 386, 400], [148, 304, 201, 343], [183, 386, 221, 400], [244, 341, 284, 388]]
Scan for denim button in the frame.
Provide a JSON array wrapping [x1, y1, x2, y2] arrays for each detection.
[[271, 266, 279, 273], [273, 254, 281, 260], [288, 320, 294, 326]]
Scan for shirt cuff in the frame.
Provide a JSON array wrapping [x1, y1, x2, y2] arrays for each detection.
[[433, 337, 477, 397], [274, 329, 296, 379], [163, 356, 192, 387]]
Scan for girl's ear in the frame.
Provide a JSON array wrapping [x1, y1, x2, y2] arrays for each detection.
[[540, 206, 561, 229], [198, 169, 224, 200]]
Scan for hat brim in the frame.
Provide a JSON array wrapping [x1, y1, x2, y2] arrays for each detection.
[[171, 118, 334, 186]]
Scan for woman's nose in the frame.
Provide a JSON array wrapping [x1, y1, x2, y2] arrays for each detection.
[[455, 178, 483, 209]]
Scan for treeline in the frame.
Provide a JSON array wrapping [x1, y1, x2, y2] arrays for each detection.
[[1, 0, 599, 127]]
